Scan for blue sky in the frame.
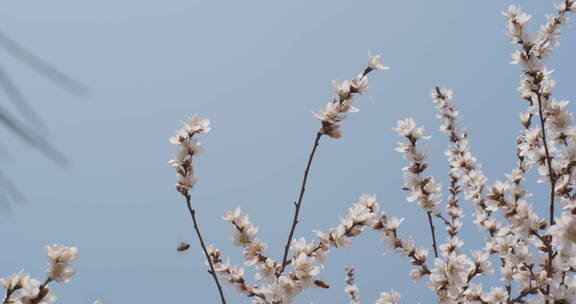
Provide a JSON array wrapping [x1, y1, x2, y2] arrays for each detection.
[[0, 1, 575, 303]]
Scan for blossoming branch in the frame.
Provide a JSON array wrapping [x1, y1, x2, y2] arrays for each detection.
[[167, 1, 576, 303], [1, 245, 99, 304]]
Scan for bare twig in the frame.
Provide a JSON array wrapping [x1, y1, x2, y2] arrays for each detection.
[[279, 132, 323, 273], [426, 211, 439, 258], [184, 194, 227, 304]]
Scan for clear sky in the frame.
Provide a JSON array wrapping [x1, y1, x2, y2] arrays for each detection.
[[0, 1, 575, 303]]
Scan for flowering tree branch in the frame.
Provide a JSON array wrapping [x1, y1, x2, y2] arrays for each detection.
[[504, 2, 575, 301], [160, 3, 576, 303], [394, 117, 444, 258], [279, 131, 323, 273], [1, 245, 85, 304], [169, 116, 227, 304], [185, 195, 227, 304], [278, 54, 389, 274]]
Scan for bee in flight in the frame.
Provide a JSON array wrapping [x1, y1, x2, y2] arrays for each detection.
[[177, 242, 191, 252]]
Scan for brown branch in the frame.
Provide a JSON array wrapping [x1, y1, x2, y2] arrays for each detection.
[[535, 92, 557, 227], [279, 132, 323, 273], [3, 288, 16, 304], [426, 212, 439, 258], [30, 278, 52, 304], [185, 194, 227, 304], [534, 92, 557, 299]]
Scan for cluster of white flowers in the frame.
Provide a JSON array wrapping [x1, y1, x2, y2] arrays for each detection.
[[314, 53, 388, 138], [394, 117, 443, 216], [171, 3, 576, 303], [0, 245, 86, 304], [169, 116, 211, 196], [432, 87, 500, 238], [201, 195, 390, 304], [222, 207, 278, 283], [204, 244, 269, 300], [500, 2, 576, 303], [377, 215, 431, 283]]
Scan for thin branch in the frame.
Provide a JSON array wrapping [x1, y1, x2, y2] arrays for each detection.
[[535, 92, 557, 227], [3, 288, 16, 304], [426, 211, 439, 258], [534, 92, 557, 298], [279, 131, 323, 273], [185, 194, 227, 304]]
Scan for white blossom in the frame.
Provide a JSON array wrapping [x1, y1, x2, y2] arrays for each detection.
[[549, 213, 576, 254], [45, 244, 78, 283], [375, 289, 401, 304], [368, 52, 390, 71]]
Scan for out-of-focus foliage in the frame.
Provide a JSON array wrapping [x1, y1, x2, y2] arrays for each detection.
[[0, 30, 84, 210]]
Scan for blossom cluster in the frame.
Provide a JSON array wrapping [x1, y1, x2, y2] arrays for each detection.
[[0, 245, 89, 304], [394, 117, 442, 216], [222, 207, 278, 284], [212, 194, 381, 303], [169, 116, 211, 196], [171, 3, 576, 303], [185, 194, 396, 304], [314, 53, 388, 138]]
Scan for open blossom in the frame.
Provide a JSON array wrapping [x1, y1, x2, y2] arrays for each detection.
[[181, 116, 211, 136], [503, 5, 532, 26], [45, 244, 78, 283], [222, 207, 261, 247], [351, 75, 369, 94], [332, 80, 352, 98], [0, 270, 30, 290], [315, 98, 358, 124], [292, 253, 320, 287], [483, 287, 508, 303], [169, 116, 211, 145], [549, 213, 576, 254], [503, 5, 532, 44], [20, 277, 57, 304], [375, 289, 401, 304], [266, 275, 301, 303], [394, 118, 430, 140], [368, 52, 390, 71], [221, 206, 242, 223], [290, 238, 318, 257], [430, 86, 453, 101]]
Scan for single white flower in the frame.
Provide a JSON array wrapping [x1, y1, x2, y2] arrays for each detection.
[[368, 52, 390, 71], [549, 213, 576, 254], [183, 116, 211, 134], [375, 289, 401, 304], [45, 244, 78, 283], [0, 270, 30, 290]]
